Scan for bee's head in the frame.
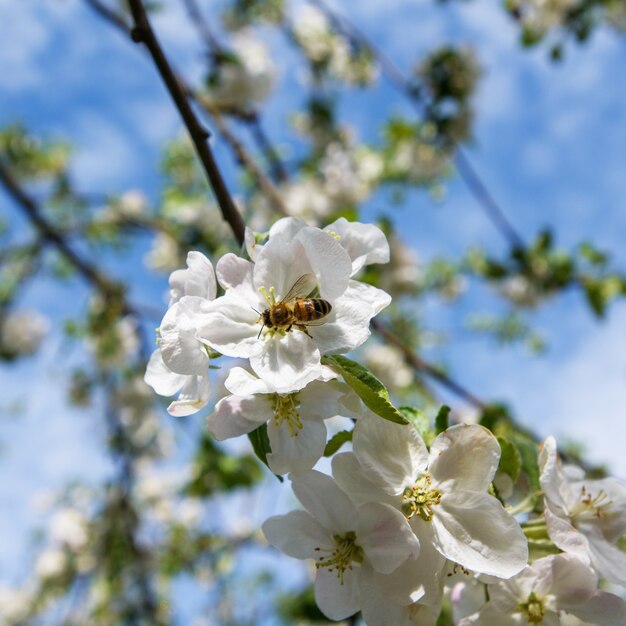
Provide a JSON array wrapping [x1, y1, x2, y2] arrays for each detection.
[[262, 309, 273, 328]]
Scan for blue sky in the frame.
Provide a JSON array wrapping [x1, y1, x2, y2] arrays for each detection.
[[1, 0, 626, 595]]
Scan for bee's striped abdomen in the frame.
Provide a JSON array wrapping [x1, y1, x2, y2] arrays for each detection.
[[293, 298, 332, 322]]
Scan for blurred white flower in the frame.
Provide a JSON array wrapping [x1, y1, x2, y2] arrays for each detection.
[[364, 344, 413, 391], [0, 310, 49, 358], [35, 547, 67, 579], [50, 508, 89, 551]]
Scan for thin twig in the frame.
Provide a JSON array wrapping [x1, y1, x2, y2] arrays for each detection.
[[310, 0, 525, 250], [247, 114, 288, 183], [127, 0, 246, 245]]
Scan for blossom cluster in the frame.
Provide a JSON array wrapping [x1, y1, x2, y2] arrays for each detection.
[[145, 217, 626, 625]]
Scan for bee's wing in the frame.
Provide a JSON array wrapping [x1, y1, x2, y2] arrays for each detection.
[[281, 274, 317, 302]]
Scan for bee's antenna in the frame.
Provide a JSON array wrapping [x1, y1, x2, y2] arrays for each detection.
[[257, 325, 264, 340], [251, 307, 261, 315]]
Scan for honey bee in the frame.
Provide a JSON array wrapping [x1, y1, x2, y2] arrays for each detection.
[[257, 274, 332, 338]]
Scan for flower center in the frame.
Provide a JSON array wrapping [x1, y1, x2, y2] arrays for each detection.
[[571, 484, 613, 521], [402, 474, 443, 522], [314, 531, 364, 584], [518, 592, 545, 624], [272, 393, 302, 436]]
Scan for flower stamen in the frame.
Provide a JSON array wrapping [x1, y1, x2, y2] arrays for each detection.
[[572, 485, 614, 520], [314, 531, 364, 584], [272, 393, 302, 436], [402, 474, 442, 522], [518, 592, 545, 624]]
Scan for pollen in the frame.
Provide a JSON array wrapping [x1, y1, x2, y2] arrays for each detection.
[[325, 229, 342, 241], [402, 474, 443, 522], [518, 592, 545, 624], [155, 327, 162, 346], [314, 531, 364, 585], [272, 393, 302, 436]]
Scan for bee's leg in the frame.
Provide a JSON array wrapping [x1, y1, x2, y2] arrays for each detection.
[[286, 323, 293, 332], [296, 324, 312, 338]]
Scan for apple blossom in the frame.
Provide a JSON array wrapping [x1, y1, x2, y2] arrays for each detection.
[[145, 252, 216, 416], [199, 225, 390, 392], [332, 415, 528, 578], [539, 436, 626, 586], [207, 367, 360, 474], [459, 553, 626, 626], [262, 470, 420, 621]]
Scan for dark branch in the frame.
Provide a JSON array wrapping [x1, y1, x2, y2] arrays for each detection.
[[126, 0, 246, 245]]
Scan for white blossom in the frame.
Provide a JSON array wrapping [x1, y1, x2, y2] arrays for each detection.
[[263, 470, 420, 620], [363, 343, 413, 391], [34, 547, 67, 579], [0, 310, 49, 358], [539, 436, 626, 586], [333, 416, 528, 579], [207, 31, 275, 111], [207, 367, 360, 474], [200, 225, 390, 393], [460, 553, 626, 626], [49, 507, 89, 551]]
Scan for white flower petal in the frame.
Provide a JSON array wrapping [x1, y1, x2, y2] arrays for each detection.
[[268, 216, 307, 240], [346, 279, 392, 316], [353, 414, 429, 494], [250, 331, 322, 393], [566, 591, 626, 626], [539, 436, 569, 513], [357, 502, 420, 574], [198, 293, 260, 357], [538, 554, 596, 605], [432, 490, 528, 578], [160, 297, 211, 375], [325, 217, 390, 275], [167, 373, 210, 416], [429, 425, 501, 492], [206, 395, 271, 440], [543, 505, 591, 565], [314, 566, 361, 621], [263, 510, 333, 559], [216, 252, 255, 295], [290, 470, 358, 535], [267, 417, 327, 475], [582, 521, 626, 586], [169, 251, 216, 306], [224, 367, 272, 395], [332, 452, 397, 508], [298, 379, 358, 420], [144, 349, 186, 396]]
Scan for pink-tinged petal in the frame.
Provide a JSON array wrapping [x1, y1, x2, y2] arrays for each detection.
[[160, 297, 211, 375], [206, 395, 271, 440], [432, 490, 528, 578], [314, 566, 361, 621], [267, 418, 326, 475], [224, 367, 272, 395], [325, 218, 390, 276], [429, 425, 501, 492], [543, 505, 591, 565], [353, 413, 429, 495], [451, 579, 488, 623], [356, 502, 420, 574], [290, 470, 358, 535], [332, 452, 396, 509], [167, 373, 210, 417], [262, 510, 333, 559], [566, 591, 626, 626], [215, 253, 255, 296], [294, 227, 352, 300], [198, 293, 259, 357], [582, 521, 626, 586], [169, 251, 216, 306], [250, 331, 321, 394], [144, 349, 185, 396]]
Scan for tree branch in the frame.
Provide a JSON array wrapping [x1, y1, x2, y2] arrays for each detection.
[[126, 0, 246, 245]]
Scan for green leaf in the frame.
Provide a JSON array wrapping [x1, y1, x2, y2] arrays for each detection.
[[509, 432, 540, 494], [434, 405, 450, 434], [247, 424, 283, 482], [399, 406, 432, 443], [322, 355, 408, 425], [497, 437, 522, 483], [324, 430, 353, 457]]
